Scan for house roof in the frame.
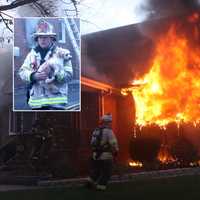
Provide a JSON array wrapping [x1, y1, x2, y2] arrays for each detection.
[[81, 15, 186, 88]]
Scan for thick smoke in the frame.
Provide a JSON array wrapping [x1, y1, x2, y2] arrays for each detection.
[[142, 0, 200, 19]]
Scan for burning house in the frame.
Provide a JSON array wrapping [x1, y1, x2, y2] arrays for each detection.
[[120, 13, 200, 167], [82, 10, 200, 169], [1, 1, 200, 181]]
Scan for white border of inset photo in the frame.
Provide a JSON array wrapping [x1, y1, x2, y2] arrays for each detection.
[[13, 17, 81, 112]]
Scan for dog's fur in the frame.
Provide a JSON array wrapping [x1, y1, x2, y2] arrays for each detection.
[[37, 48, 71, 93]]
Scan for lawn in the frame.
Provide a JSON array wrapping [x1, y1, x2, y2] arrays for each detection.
[[0, 175, 200, 200]]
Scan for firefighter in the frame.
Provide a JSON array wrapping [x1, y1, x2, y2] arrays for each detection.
[[88, 113, 119, 191], [18, 19, 73, 110]]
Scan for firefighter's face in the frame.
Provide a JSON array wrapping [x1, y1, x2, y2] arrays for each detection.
[[38, 36, 53, 49]]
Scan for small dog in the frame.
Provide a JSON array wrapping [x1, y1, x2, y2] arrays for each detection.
[[37, 48, 72, 94]]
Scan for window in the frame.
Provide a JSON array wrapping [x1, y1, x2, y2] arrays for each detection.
[[9, 110, 38, 135], [58, 20, 66, 44]]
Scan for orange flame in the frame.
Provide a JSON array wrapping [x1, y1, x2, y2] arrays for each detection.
[[129, 160, 143, 168], [122, 23, 200, 127], [157, 145, 176, 164]]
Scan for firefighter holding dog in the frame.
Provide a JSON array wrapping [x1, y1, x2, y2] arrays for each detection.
[[89, 113, 119, 191], [18, 19, 73, 110]]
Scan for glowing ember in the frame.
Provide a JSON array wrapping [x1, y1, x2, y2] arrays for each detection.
[[189, 161, 200, 167], [129, 160, 143, 168], [122, 21, 200, 127]]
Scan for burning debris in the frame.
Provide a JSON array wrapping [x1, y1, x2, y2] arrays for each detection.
[[128, 160, 143, 168], [158, 144, 176, 164], [128, 124, 200, 168]]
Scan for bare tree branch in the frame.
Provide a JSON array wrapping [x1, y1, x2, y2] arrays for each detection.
[[71, 0, 79, 17], [32, 2, 52, 16], [81, 18, 102, 30], [60, 0, 73, 5], [0, 0, 39, 11], [0, 11, 13, 18], [0, 13, 12, 32]]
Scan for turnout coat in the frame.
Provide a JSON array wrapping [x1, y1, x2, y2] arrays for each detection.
[[19, 45, 73, 109]]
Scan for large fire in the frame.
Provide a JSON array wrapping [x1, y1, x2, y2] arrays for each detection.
[[122, 16, 200, 127]]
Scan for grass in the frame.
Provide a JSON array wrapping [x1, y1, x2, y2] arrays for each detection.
[[0, 175, 200, 200]]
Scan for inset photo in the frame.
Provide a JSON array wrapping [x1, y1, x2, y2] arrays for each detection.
[[13, 17, 80, 111]]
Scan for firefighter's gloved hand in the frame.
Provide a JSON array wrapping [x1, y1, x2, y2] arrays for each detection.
[[31, 71, 48, 81], [38, 62, 51, 75]]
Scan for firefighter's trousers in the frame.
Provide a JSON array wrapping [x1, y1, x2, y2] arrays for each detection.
[[90, 158, 113, 187]]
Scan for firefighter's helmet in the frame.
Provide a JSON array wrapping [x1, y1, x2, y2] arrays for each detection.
[[34, 19, 56, 41]]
